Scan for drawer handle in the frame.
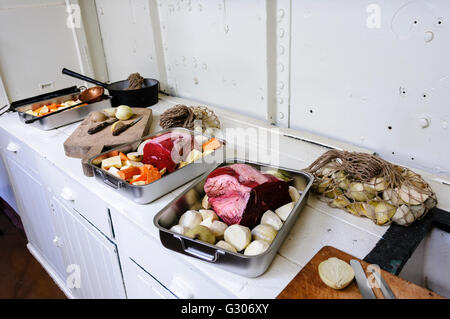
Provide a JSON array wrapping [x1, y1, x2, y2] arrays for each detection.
[[60, 187, 76, 201], [174, 235, 224, 262], [6, 142, 20, 153]]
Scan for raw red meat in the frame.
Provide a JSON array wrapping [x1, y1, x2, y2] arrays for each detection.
[[142, 131, 192, 172], [204, 164, 291, 227]]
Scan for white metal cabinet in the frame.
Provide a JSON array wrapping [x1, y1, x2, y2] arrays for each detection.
[[113, 212, 234, 299], [123, 257, 176, 299], [50, 195, 126, 299], [2, 153, 66, 280]]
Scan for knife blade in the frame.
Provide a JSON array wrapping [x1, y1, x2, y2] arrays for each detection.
[[350, 259, 376, 299], [369, 267, 396, 299], [112, 116, 142, 136], [88, 118, 118, 135]]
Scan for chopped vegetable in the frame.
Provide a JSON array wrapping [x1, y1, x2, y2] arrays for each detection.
[[117, 166, 141, 180], [101, 155, 122, 170], [202, 137, 221, 152], [119, 152, 128, 161]]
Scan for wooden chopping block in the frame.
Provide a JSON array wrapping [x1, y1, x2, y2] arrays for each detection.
[[64, 108, 152, 176], [277, 246, 443, 299]]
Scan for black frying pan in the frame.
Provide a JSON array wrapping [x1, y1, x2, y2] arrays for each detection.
[[62, 68, 159, 108]]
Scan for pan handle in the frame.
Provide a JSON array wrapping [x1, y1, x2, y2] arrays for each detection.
[[62, 68, 108, 88], [174, 235, 225, 262]]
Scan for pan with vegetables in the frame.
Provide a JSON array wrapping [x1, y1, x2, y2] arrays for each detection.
[[15, 87, 112, 130], [87, 128, 226, 204], [153, 159, 314, 277]]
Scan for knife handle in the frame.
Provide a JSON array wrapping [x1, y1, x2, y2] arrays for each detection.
[[112, 123, 131, 136], [88, 119, 117, 134]]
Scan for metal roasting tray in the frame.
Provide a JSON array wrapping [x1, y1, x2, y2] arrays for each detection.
[[153, 159, 314, 278], [87, 128, 226, 204], [16, 92, 112, 130]]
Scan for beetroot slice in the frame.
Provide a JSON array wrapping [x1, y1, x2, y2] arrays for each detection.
[[142, 142, 177, 172]]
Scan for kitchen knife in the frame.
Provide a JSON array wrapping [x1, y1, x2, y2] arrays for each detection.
[[350, 259, 376, 299], [369, 267, 396, 299], [112, 116, 142, 136], [88, 118, 118, 135]]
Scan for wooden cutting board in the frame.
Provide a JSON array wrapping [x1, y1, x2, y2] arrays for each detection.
[[277, 246, 443, 299], [64, 108, 152, 176]]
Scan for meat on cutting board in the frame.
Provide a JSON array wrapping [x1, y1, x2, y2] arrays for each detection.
[[204, 164, 291, 228]]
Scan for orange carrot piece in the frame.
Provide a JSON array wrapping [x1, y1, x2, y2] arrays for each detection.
[[119, 152, 128, 161], [117, 167, 141, 180], [131, 164, 161, 184], [48, 103, 60, 110], [202, 137, 221, 152]]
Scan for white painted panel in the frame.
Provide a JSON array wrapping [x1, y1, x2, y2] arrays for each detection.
[[0, 0, 84, 101], [158, 0, 268, 120], [289, 0, 450, 175], [3, 155, 66, 280], [95, 0, 160, 82], [52, 196, 126, 299]]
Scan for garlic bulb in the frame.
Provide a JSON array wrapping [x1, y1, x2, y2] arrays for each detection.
[[178, 210, 203, 230], [410, 204, 426, 219], [347, 182, 376, 202], [373, 201, 396, 225], [260, 210, 283, 231], [330, 196, 351, 209], [364, 177, 388, 192], [398, 184, 429, 205], [224, 225, 251, 251], [392, 205, 415, 226], [332, 171, 350, 190], [382, 188, 404, 206], [244, 240, 270, 256], [251, 224, 278, 243]]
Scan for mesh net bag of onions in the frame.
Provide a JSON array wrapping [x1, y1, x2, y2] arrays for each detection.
[[305, 150, 437, 226]]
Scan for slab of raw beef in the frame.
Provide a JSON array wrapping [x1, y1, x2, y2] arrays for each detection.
[[204, 164, 291, 227], [142, 131, 192, 172]]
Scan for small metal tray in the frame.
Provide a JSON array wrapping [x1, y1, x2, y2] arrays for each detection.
[[16, 91, 112, 130], [87, 128, 226, 204], [153, 159, 314, 278]]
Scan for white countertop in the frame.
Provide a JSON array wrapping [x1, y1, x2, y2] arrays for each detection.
[[1, 94, 449, 298]]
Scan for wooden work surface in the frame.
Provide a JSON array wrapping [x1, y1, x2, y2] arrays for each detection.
[[277, 246, 443, 299], [63, 108, 152, 176]]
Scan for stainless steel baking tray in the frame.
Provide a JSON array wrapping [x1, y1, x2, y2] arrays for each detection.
[[87, 128, 226, 204], [16, 92, 112, 130], [153, 159, 314, 278]]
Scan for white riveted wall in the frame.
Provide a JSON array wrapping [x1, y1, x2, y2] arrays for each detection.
[[289, 0, 450, 175], [0, 0, 86, 101]]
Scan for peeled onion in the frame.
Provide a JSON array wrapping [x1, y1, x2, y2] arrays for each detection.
[[115, 105, 133, 120]]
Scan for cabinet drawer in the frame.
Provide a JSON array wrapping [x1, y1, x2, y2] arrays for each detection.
[[124, 258, 176, 299], [1, 135, 39, 175], [37, 158, 112, 239], [114, 214, 234, 299]]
